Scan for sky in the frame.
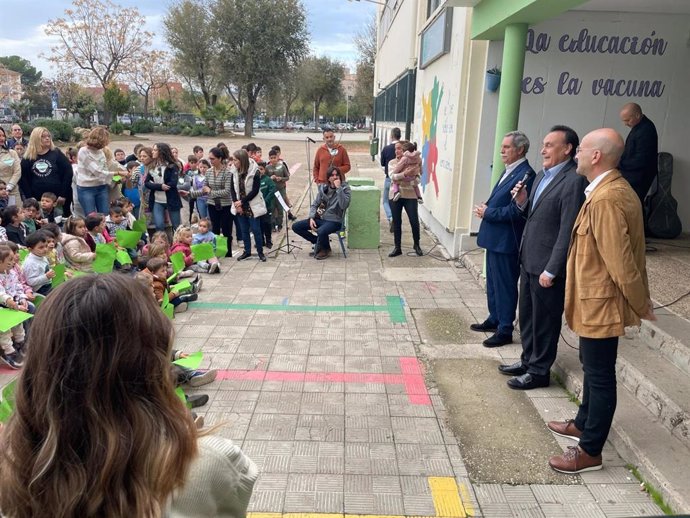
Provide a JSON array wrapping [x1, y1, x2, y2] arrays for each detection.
[[0, 0, 375, 81]]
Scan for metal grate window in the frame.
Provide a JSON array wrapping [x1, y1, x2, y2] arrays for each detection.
[[374, 69, 416, 123]]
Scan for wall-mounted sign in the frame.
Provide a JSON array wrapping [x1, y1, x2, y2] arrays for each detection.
[[420, 7, 453, 69]]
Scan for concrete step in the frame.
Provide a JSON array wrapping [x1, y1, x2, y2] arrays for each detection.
[[639, 307, 690, 376], [553, 340, 690, 514]]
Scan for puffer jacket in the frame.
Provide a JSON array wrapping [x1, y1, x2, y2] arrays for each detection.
[[61, 233, 96, 272]]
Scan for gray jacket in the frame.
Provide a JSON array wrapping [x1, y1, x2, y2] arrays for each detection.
[[309, 182, 351, 222]]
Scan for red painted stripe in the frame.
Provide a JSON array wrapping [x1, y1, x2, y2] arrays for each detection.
[[215, 357, 431, 405]]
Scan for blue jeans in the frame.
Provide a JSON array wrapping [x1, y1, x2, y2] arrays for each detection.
[[383, 176, 392, 222], [77, 184, 110, 215], [152, 202, 181, 231], [292, 218, 341, 252], [237, 215, 263, 254], [196, 198, 209, 218]]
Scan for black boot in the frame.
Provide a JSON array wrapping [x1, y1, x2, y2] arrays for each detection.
[[388, 248, 402, 257], [414, 244, 424, 256]]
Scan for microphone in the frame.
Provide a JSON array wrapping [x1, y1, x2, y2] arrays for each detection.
[[307, 137, 316, 143], [511, 170, 535, 199]]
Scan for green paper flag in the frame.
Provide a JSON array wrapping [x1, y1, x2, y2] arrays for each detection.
[[18, 249, 29, 264], [170, 252, 186, 274], [115, 249, 132, 265], [93, 243, 117, 273], [215, 236, 228, 258], [191, 243, 214, 262], [51, 263, 66, 288], [67, 269, 87, 278], [113, 175, 122, 182], [170, 280, 192, 293], [133, 217, 147, 233], [161, 290, 174, 319], [0, 380, 17, 424], [172, 351, 203, 370], [0, 308, 33, 332], [32, 294, 46, 308], [115, 230, 141, 249], [174, 387, 192, 408]]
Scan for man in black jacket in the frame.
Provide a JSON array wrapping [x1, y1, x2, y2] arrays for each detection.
[[380, 127, 400, 232], [619, 103, 658, 205], [498, 125, 587, 390]]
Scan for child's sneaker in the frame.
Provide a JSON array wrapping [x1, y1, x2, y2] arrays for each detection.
[[174, 302, 188, 313], [188, 369, 218, 387], [191, 278, 203, 294], [392, 192, 401, 202], [417, 197, 424, 204], [1, 351, 23, 369], [193, 413, 204, 429], [13, 341, 26, 361], [209, 262, 220, 274]]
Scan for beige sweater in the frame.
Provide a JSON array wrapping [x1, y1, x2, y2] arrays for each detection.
[[170, 435, 257, 518]]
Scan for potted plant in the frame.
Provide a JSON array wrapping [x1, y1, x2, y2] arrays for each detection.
[[486, 66, 501, 92]]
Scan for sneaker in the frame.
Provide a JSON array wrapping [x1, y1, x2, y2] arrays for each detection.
[[1, 352, 22, 369], [209, 262, 220, 274], [392, 192, 401, 202], [188, 369, 218, 387], [549, 446, 602, 474], [186, 393, 209, 408], [237, 251, 251, 261], [193, 413, 204, 429], [191, 278, 203, 294], [178, 293, 199, 304], [418, 197, 424, 204], [174, 302, 188, 313]]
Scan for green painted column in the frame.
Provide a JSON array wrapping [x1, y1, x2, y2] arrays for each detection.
[[490, 23, 528, 186], [348, 177, 376, 187]]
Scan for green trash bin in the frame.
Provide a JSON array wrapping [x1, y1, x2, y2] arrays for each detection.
[[370, 137, 379, 160]]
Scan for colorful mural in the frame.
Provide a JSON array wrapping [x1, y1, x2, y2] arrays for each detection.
[[421, 77, 444, 197]]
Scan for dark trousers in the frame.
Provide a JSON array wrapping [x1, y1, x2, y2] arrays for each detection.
[[486, 250, 520, 336], [575, 336, 619, 457], [237, 215, 264, 254], [207, 204, 234, 257], [260, 213, 273, 246], [188, 198, 196, 224], [391, 198, 420, 248], [519, 267, 565, 376], [292, 218, 341, 251]]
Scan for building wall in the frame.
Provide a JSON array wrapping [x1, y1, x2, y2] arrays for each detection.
[[374, 0, 419, 90], [472, 10, 690, 231]]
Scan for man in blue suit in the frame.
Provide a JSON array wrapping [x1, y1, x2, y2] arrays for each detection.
[[472, 131, 535, 347]]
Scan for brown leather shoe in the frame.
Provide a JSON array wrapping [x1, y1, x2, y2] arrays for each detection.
[[549, 446, 602, 474], [547, 419, 582, 442], [315, 249, 329, 260]]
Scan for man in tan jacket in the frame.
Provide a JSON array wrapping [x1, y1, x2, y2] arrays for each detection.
[[548, 128, 655, 474]]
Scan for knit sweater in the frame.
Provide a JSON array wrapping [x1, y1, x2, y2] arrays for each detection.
[[170, 435, 257, 518], [76, 146, 116, 187], [21, 253, 51, 291]]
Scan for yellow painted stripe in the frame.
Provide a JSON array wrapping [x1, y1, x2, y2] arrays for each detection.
[[428, 477, 466, 518], [457, 483, 475, 517]]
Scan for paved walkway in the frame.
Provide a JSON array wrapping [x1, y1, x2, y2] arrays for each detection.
[[0, 152, 666, 517]]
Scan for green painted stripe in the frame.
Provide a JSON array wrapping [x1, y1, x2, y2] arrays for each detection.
[[189, 296, 407, 323], [386, 295, 407, 323]]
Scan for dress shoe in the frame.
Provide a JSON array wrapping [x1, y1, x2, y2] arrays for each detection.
[[315, 249, 329, 260], [549, 446, 602, 474], [470, 320, 498, 333], [507, 372, 550, 390], [547, 419, 582, 442], [413, 244, 424, 256], [258, 253, 267, 262], [388, 248, 402, 257], [186, 393, 209, 408], [498, 361, 527, 376], [482, 333, 513, 347], [237, 251, 251, 261]]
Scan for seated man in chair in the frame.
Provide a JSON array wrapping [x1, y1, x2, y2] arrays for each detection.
[[293, 167, 351, 260]]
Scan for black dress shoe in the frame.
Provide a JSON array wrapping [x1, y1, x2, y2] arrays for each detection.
[[413, 244, 424, 256], [237, 251, 251, 261], [507, 372, 550, 390], [186, 393, 209, 408], [482, 333, 512, 347], [258, 253, 267, 262], [498, 361, 527, 376], [388, 248, 402, 257], [470, 321, 498, 333]]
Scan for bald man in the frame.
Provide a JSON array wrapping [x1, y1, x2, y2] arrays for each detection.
[[547, 128, 654, 475], [619, 103, 658, 205]]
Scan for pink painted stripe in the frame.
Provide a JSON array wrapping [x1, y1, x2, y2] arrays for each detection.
[[215, 357, 431, 405]]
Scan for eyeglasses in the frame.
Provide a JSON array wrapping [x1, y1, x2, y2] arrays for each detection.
[[575, 146, 598, 154]]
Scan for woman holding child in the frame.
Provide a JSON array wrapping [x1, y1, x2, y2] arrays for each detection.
[[388, 140, 423, 258], [0, 274, 257, 517]]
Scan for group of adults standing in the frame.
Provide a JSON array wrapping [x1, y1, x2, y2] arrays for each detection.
[[471, 102, 657, 475]]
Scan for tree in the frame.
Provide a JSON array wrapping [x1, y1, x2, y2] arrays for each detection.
[[213, 0, 309, 137], [128, 50, 172, 118], [164, 0, 220, 112], [44, 0, 152, 121], [353, 14, 376, 118], [0, 56, 43, 88], [299, 56, 344, 127], [103, 83, 131, 119], [9, 100, 32, 122], [156, 99, 177, 122], [47, 72, 98, 123]]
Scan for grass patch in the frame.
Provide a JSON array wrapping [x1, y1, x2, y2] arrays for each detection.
[[550, 372, 582, 405], [626, 464, 674, 515]]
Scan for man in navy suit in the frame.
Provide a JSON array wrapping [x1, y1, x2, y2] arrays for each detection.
[[472, 131, 535, 347]]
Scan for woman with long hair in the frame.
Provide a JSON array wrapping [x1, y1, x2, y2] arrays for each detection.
[[0, 127, 21, 205], [230, 149, 267, 262], [388, 140, 423, 257], [19, 127, 73, 214], [75, 127, 120, 215], [0, 274, 257, 517], [145, 142, 182, 232]]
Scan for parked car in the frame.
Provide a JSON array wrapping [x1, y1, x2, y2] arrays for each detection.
[[119, 116, 132, 125], [195, 118, 205, 125], [292, 122, 306, 131]]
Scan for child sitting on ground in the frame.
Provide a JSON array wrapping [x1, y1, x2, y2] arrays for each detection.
[[172, 225, 219, 275], [0, 243, 35, 359], [84, 213, 111, 251], [3, 241, 35, 303], [0, 245, 29, 369], [22, 231, 56, 296], [0, 181, 9, 211], [61, 216, 96, 272], [22, 198, 41, 233], [191, 219, 221, 274], [40, 223, 66, 268], [2, 206, 27, 246], [39, 192, 64, 225], [142, 257, 198, 313], [390, 141, 423, 204], [105, 205, 129, 236]]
